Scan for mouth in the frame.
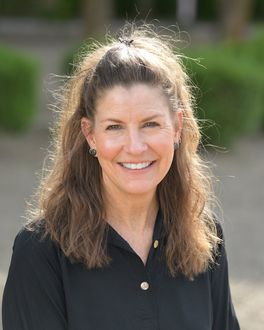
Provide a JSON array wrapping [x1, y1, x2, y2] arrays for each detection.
[[118, 161, 155, 170]]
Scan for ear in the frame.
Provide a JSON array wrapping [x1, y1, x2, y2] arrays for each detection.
[[174, 110, 183, 143], [81, 117, 96, 148]]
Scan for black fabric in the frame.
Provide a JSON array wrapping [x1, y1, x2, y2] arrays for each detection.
[[2, 212, 240, 330]]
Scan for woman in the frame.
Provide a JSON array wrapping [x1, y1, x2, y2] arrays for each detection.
[[2, 25, 240, 329]]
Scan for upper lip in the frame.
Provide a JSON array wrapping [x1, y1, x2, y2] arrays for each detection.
[[118, 161, 154, 164]]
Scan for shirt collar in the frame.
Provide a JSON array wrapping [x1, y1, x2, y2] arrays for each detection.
[[106, 209, 164, 252]]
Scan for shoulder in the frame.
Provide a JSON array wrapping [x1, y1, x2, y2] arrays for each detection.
[[11, 223, 62, 275], [13, 223, 53, 252], [3, 225, 68, 329]]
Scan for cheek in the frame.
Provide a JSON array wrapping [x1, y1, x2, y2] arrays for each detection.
[[96, 136, 121, 159], [149, 131, 174, 152]]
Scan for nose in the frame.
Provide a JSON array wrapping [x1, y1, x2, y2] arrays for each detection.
[[123, 128, 148, 155]]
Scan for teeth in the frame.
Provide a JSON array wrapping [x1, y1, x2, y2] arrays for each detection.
[[121, 162, 152, 170]]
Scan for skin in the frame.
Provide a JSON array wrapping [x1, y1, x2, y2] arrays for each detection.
[[81, 83, 182, 263]]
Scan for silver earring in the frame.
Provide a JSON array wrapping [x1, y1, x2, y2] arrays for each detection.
[[174, 142, 179, 150], [89, 148, 97, 157]]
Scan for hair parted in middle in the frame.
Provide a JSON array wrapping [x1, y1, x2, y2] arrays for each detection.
[[26, 23, 220, 279]]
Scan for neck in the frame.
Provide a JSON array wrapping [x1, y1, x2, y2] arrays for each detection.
[[104, 189, 159, 234]]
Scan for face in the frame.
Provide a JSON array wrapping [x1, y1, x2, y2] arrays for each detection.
[[81, 84, 182, 198]]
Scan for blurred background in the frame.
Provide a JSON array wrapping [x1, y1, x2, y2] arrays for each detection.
[[0, 1, 263, 329]]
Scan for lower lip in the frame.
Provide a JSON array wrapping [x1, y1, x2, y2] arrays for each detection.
[[118, 161, 156, 172]]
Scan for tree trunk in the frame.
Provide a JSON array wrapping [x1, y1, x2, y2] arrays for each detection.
[[82, 0, 113, 37], [218, 0, 253, 40]]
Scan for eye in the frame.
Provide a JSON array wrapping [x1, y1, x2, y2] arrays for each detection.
[[106, 124, 122, 131], [144, 121, 160, 128]]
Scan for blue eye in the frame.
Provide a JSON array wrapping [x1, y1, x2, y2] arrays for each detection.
[[144, 122, 159, 128], [106, 124, 122, 130]]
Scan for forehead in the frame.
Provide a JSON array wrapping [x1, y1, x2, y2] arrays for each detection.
[[95, 83, 170, 119]]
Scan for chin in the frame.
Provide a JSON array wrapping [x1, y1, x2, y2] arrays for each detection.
[[121, 182, 158, 196]]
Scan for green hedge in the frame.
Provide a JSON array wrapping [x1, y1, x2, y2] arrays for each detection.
[[226, 30, 264, 129], [187, 47, 264, 146], [184, 44, 264, 147], [230, 30, 264, 130], [197, 0, 217, 21], [63, 40, 95, 76], [224, 30, 264, 63], [0, 45, 39, 132], [114, 0, 216, 20], [0, 0, 80, 19], [186, 31, 264, 145]]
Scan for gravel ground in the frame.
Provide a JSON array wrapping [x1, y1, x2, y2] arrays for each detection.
[[208, 135, 264, 330]]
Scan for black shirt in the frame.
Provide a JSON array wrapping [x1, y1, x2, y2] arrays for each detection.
[[2, 212, 240, 330]]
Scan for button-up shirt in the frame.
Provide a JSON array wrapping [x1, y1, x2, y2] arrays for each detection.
[[2, 211, 240, 330]]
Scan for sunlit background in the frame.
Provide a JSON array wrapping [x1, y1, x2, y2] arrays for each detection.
[[0, 1, 264, 329]]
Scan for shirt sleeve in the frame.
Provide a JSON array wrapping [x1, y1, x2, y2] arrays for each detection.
[[2, 228, 67, 330], [210, 223, 240, 330]]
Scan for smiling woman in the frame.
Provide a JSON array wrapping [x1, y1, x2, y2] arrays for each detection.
[[2, 24, 240, 330], [81, 84, 180, 198]]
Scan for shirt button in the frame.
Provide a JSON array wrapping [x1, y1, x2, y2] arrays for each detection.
[[153, 240, 159, 248], [140, 281, 149, 290]]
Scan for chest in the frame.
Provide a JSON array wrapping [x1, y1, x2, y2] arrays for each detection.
[[110, 226, 154, 265], [61, 247, 213, 330]]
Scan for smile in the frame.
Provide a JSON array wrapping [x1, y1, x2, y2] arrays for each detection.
[[119, 161, 155, 170]]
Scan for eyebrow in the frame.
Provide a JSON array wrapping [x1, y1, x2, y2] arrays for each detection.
[[100, 114, 164, 123]]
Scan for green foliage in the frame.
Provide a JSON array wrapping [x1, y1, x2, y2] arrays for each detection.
[[0, 45, 39, 132], [0, 0, 36, 17], [153, 0, 176, 18], [114, 0, 176, 19], [184, 43, 264, 147], [225, 30, 264, 129], [114, 0, 138, 19], [114, 0, 215, 20], [0, 0, 263, 21], [253, 0, 264, 20], [197, 0, 217, 21], [41, 0, 80, 20], [225, 29, 264, 63], [63, 39, 102, 76], [0, 0, 80, 19], [63, 44, 81, 76]]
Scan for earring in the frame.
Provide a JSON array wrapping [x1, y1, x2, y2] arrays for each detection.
[[89, 148, 97, 157], [174, 142, 180, 150]]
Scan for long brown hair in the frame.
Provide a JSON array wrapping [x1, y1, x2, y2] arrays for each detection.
[[26, 24, 220, 279]]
